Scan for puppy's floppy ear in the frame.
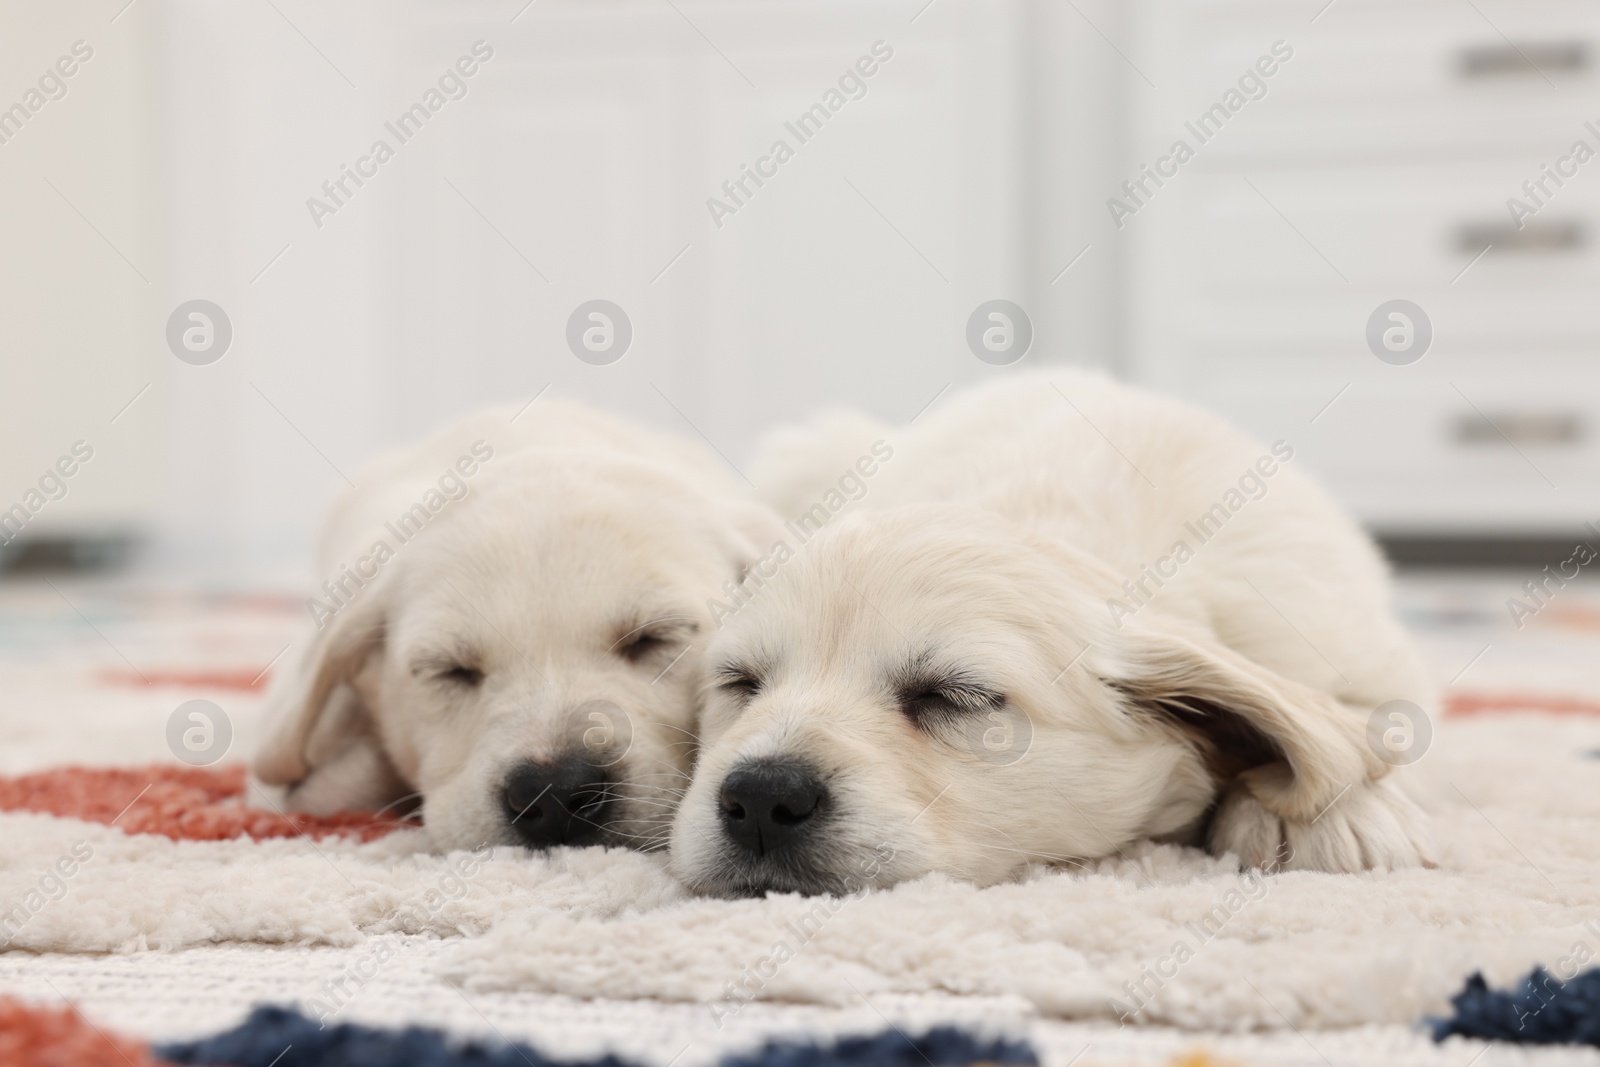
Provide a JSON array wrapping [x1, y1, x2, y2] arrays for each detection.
[[1106, 626, 1382, 822], [252, 583, 408, 813]]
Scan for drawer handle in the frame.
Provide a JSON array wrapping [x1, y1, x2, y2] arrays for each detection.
[[1456, 220, 1585, 253], [1455, 412, 1585, 447], [1459, 41, 1588, 78]]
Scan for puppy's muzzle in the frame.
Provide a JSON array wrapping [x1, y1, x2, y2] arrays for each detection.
[[718, 757, 827, 859], [501, 756, 614, 847]]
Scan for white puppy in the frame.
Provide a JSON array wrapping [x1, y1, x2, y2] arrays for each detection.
[[670, 371, 1435, 896], [253, 400, 781, 853]]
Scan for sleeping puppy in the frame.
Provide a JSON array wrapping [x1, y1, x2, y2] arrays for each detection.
[[253, 400, 781, 853], [670, 371, 1436, 896]]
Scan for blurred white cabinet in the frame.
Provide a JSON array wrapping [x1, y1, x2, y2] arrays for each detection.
[[155, 0, 1041, 567], [0, 2, 160, 561], [1126, 0, 1600, 534], [369, 1, 1035, 446]]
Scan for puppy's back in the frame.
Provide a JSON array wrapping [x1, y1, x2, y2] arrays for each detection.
[[752, 371, 1425, 712], [317, 400, 739, 576]]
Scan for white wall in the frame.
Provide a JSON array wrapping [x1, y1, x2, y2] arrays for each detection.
[[0, 1, 160, 545], [13, 0, 1600, 577], [138, 0, 1124, 576]]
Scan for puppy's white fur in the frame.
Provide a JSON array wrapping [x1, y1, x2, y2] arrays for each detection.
[[253, 400, 782, 852], [671, 371, 1435, 895]]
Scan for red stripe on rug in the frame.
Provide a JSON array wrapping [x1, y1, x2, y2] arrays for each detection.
[[1445, 691, 1600, 718], [0, 764, 414, 843], [1543, 603, 1600, 631], [0, 996, 171, 1067], [4, 692, 1589, 847], [95, 668, 273, 691]]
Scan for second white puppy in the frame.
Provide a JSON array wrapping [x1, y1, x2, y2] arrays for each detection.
[[671, 372, 1435, 896], [254, 400, 780, 853]]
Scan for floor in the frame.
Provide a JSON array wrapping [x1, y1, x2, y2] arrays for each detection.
[[1, 568, 1598, 1067]]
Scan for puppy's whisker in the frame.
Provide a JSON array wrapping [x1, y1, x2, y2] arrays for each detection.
[[371, 791, 425, 819], [966, 816, 1029, 853], [634, 753, 692, 769], [969, 840, 1092, 869], [656, 722, 708, 745], [960, 816, 1096, 872], [635, 762, 693, 781], [601, 827, 673, 845], [964, 817, 1096, 870]]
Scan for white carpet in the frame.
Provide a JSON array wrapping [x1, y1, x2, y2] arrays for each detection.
[[3, 573, 1600, 1066]]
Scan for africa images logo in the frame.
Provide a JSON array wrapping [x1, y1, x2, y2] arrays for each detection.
[[305, 42, 494, 229], [705, 41, 894, 229]]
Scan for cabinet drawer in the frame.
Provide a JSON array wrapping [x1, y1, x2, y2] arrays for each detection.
[[1134, 0, 1600, 161], [1145, 359, 1600, 531], [1127, 162, 1600, 362]]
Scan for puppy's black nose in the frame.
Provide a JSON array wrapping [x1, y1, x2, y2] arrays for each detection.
[[719, 758, 827, 858], [501, 758, 612, 847]]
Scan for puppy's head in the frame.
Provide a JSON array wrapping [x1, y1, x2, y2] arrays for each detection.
[[670, 506, 1374, 896], [254, 450, 781, 853]]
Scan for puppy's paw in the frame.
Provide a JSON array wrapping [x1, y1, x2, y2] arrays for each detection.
[[1208, 769, 1436, 872]]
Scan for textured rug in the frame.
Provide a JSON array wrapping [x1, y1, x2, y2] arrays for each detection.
[[0, 997, 1043, 1067], [11, 966, 1595, 1067], [1434, 968, 1600, 1049], [4, 573, 1600, 1067], [5, 705, 1598, 1030]]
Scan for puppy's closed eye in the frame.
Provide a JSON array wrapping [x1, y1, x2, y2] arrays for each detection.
[[438, 665, 485, 686], [713, 665, 763, 701], [897, 677, 1004, 731], [613, 615, 699, 666], [411, 654, 486, 688], [616, 632, 667, 663]]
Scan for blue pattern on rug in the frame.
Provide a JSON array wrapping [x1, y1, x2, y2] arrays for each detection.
[[1432, 967, 1600, 1047], [157, 1005, 1037, 1067]]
